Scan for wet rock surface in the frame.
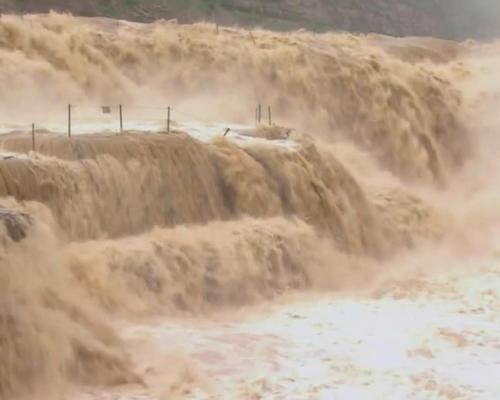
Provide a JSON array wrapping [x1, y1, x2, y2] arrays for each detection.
[[0, 207, 31, 242]]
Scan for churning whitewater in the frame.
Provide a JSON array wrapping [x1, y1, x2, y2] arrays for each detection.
[[0, 12, 499, 400]]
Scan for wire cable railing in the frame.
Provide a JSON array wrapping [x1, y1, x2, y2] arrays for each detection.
[[0, 102, 276, 153]]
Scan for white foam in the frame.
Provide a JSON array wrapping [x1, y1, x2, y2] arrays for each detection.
[[0, 151, 29, 160], [114, 254, 500, 400], [0, 120, 297, 150]]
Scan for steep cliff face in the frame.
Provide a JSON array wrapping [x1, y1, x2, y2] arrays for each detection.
[[0, 0, 498, 40]]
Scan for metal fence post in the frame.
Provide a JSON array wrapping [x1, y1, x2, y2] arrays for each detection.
[[31, 123, 35, 152], [68, 104, 72, 137], [167, 106, 171, 133], [119, 104, 123, 133]]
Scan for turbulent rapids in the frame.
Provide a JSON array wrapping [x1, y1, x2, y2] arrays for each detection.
[[1, 12, 499, 400]]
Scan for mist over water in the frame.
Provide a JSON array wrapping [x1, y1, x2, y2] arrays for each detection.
[[0, 12, 499, 400]]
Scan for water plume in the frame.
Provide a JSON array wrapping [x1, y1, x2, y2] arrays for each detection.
[[0, 11, 493, 400], [0, 219, 137, 400], [0, 13, 472, 183]]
